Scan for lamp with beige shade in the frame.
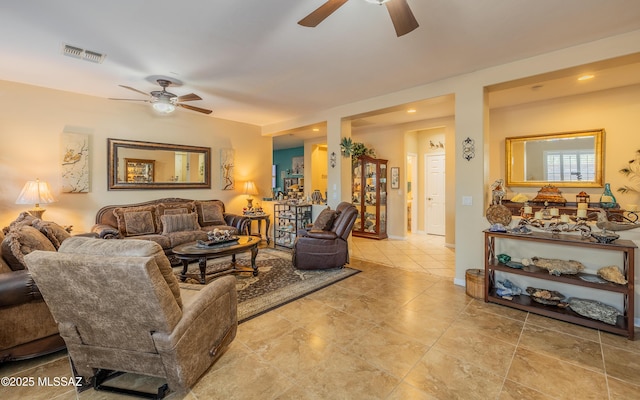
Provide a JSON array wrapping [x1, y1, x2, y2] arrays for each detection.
[[243, 181, 259, 209], [15, 179, 56, 218]]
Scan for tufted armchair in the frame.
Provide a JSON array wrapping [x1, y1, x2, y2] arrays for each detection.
[[292, 202, 358, 270], [24, 237, 237, 397]]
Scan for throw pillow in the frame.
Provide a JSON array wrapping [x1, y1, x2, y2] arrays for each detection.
[[32, 219, 71, 249], [156, 202, 197, 231], [312, 208, 340, 231], [2, 211, 36, 235], [195, 200, 225, 226], [1, 225, 56, 270], [0, 229, 11, 273], [161, 213, 200, 234], [113, 206, 158, 237]]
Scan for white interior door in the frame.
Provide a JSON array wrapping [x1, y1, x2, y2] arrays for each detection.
[[425, 154, 445, 235]]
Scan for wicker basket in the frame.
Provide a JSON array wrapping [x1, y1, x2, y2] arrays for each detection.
[[465, 269, 484, 299]]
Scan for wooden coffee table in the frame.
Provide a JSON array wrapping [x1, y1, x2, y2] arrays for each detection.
[[173, 235, 260, 284]]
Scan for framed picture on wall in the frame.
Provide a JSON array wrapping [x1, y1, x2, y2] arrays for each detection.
[[291, 156, 304, 175], [391, 167, 399, 189]]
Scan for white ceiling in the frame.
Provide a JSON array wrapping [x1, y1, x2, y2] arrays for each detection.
[[2, 1, 640, 138]]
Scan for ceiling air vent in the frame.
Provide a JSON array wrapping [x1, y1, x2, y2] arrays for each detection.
[[61, 43, 106, 64]]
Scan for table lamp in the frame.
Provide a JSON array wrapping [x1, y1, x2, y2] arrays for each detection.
[[15, 179, 56, 218], [243, 181, 258, 209]]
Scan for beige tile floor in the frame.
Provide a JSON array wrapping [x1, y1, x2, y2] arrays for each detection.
[[2, 234, 639, 399]]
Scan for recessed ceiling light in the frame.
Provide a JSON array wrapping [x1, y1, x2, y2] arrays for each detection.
[[312, 128, 320, 132], [578, 74, 594, 81], [407, 109, 417, 113]]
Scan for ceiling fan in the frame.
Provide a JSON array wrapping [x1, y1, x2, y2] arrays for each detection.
[[109, 79, 213, 115], [298, 0, 419, 37]]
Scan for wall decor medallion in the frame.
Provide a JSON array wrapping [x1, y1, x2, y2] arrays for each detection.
[[330, 152, 337, 168], [462, 137, 475, 161]]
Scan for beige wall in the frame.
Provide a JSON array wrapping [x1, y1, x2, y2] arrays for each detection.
[[489, 83, 640, 208], [0, 80, 270, 233], [351, 128, 404, 238]]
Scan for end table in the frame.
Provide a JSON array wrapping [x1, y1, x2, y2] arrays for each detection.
[[245, 213, 271, 244]]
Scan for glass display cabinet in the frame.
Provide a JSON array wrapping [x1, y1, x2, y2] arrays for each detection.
[[125, 158, 155, 183], [351, 155, 388, 239], [273, 203, 312, 249]]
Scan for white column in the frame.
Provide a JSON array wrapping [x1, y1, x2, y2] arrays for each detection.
[[326, 118, 351, 208]]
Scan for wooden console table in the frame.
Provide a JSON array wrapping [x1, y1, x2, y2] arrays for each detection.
[[484, 230, 636, 339]]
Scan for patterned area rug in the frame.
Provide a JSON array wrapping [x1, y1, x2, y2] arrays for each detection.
[[175, 248, 360, 323]]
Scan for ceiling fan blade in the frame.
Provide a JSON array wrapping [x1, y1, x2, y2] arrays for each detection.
[[108, 98, 150, 102], [177, 103, 213, 115], [298, 0, 349, 27], [177, 93, 202, 102], [386, 0, 419, 37], [118, 85, 150, 97]]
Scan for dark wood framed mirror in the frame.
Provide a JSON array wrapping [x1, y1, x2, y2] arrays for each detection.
[[108, 138, 211, 190]]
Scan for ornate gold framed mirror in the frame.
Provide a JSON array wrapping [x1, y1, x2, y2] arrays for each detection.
[[505, 129, 604, 188]]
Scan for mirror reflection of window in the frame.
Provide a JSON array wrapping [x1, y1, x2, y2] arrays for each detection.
[[543, 150, 595, 181]]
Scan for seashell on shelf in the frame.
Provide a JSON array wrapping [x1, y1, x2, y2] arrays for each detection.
[[597, 265, 627, 285]]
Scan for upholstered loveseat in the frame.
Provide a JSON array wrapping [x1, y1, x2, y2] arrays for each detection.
[[91, 198, 250, 259], [0, 212, 72, 362]]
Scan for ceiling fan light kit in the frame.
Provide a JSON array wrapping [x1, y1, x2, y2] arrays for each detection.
[[298, 0, 418, 37], [152, 98, 176, 114], [110, 78, 213, 115]]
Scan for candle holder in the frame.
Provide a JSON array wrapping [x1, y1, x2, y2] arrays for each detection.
[[520, 203, 533, 219], [518, 215, 591, 239]]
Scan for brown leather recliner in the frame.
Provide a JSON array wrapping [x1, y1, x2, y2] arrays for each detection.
[[292, 202, 358, 270]]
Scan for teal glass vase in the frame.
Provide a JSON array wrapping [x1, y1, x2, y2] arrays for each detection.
[[599, 183, 617, 208]]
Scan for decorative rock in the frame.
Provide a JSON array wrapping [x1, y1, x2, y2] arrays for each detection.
[[497, 254, 511, 264], [597, 265, 628, 285], [510, 225, 532, 234], [526, 286, 567, 306], [489, 223, 507, 232], [531, 256, 585, 276], [496, 279, 522, 297], [568, 298, 622, 325]]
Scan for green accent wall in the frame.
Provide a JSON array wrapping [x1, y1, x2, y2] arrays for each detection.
[[273, 146, 303, 191]]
